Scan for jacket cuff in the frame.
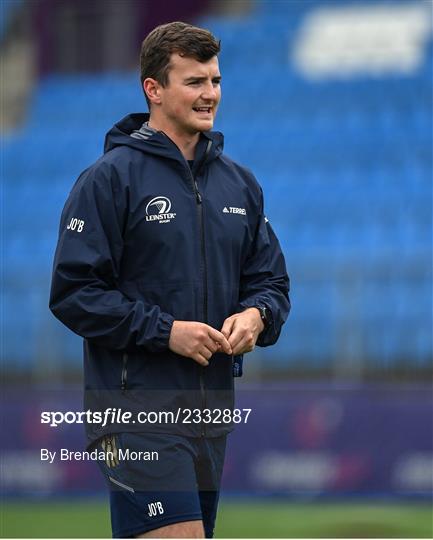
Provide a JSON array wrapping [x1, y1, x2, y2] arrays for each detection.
[[146, 312, 175, 352]]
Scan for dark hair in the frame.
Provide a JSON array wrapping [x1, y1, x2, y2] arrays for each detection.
[[140, 21, 221, 108]]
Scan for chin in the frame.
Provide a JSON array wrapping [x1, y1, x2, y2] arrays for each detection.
[[195, 119, 214, 132], [182, 117, 214, 134]]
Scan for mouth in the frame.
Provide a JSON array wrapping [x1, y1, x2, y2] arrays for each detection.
[[192, 106, 212, 115]]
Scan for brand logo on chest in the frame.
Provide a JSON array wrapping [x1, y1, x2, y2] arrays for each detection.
[[145, 196, 176, 224], [223, 206, 246, 215]]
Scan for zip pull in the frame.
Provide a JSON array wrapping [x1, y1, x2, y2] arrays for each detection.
[[194, 181, 202, 204], [121, 353, 128, 393]]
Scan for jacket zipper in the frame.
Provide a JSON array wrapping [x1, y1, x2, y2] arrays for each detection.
[[160, 134, 212, 437], [121, 353, 128, 393], [188, 141, 212, 437], [190, 140, 212, 325], [193, 181, 207, 437]]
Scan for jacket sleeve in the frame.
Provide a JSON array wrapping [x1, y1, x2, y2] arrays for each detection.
[[49, 164, 174, 352], [238, 188, 290, 347]]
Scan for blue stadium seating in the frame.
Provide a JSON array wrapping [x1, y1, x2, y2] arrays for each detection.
[[3, 0, 432, 372]]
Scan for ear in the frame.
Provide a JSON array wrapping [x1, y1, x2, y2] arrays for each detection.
[[143, 78, 162, 106]]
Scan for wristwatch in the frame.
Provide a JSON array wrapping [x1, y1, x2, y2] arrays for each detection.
[[256, 305, 272, 330]]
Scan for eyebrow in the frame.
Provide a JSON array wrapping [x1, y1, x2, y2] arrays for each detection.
[[183, 75, 222, 83]]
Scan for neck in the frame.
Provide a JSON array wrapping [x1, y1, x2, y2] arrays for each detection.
[[148, 116, 199, 160]]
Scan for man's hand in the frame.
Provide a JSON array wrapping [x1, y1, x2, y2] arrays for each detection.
[[220, 308, 264, 355], [169, 321, 232, 366]]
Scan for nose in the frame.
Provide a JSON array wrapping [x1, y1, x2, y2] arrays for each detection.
[[201, 81, 218, 101]]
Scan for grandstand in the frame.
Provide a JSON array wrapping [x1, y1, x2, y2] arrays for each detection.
[[3, 0, 432, 378]]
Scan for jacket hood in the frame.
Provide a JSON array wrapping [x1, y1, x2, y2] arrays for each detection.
[[104, 113, 224, 166]]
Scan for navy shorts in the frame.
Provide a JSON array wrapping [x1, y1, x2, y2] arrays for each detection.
[[95, 432, 227, 538]]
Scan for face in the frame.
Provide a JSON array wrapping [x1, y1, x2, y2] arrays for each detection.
[[147, 53, 221, 136]]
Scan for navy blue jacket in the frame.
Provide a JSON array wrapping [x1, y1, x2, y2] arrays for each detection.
[[49, 113, 290, 444]]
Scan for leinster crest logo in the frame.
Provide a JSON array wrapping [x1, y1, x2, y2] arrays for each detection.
[[145, 196, 176, 224]]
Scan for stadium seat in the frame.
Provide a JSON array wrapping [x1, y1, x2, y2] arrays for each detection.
[[3, 0, 432, 372]]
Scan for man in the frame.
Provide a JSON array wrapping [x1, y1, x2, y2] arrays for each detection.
[[50, 21, 290, 538]]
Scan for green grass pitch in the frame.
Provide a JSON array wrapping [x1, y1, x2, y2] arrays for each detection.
[[1, 499, 432, 538]]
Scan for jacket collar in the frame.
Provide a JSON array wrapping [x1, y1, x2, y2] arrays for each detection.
[[104, 113, 224, 168]]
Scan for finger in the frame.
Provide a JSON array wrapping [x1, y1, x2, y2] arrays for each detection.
[[203, 339, 219, 354], [228, 331, 244, 353], [200, 346, 213, 360], [193, 352, 209, 367], [227, 319, 243, 348], [228, 323, 252, 353], [218, 337, 232, 355], [232, 340, 253, 355], [208, 326, 232, 355], [208, 325, 229, 343], [220, 317, 235, 341]]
